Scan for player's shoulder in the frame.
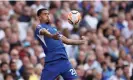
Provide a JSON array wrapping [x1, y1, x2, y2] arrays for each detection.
[[36, 24, 42, 29], [36, 24, 45, 30], [35, 24, 43, 34]]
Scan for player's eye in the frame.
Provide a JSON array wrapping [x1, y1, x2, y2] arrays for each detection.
[[43, 13, 49, 15], [46, 13, 49, 15]]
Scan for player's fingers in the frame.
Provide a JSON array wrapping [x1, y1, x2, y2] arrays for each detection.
[[54, 33, 60, 40], [81, 36, 86, 40]]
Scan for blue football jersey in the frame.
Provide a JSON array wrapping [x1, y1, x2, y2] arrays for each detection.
[[35, 24, 68, 62]]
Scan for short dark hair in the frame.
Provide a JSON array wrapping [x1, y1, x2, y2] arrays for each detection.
[[9, 59, 16, 66], [37, 8, 48, 16], [123, 65, 129, 69], [0, 62, 8, 68], [115, 66, 122, 72], [4, 73, 14, 80]]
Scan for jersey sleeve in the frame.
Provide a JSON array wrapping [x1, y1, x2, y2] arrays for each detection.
[[36, 25, 46, 35]]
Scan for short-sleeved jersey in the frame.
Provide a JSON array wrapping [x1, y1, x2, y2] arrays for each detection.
[[35, 23, 68, 62]]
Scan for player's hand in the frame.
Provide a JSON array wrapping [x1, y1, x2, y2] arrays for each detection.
[[81, 36, 88, 44], [52, 33, 60, 40]]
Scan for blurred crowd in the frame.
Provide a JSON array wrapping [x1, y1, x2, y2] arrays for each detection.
[[0, 1, 133, 80]]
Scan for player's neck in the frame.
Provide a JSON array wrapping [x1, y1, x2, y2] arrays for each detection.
[[40, 21, 50, 25]]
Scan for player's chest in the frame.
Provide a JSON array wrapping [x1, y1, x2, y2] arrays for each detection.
[[45, 26, 57, 34]]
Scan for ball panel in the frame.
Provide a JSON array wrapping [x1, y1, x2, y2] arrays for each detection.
[[71, 10, 79, 14], [68, 12, 72, 20], [72, 13, 78, 23], [67, 10, 81, 25], [77, 13, 81, 21], [68, 19, 73, 24], [68, 13, 73, 24]]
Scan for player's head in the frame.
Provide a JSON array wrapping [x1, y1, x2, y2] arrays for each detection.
[[37, 8, 50, 24]]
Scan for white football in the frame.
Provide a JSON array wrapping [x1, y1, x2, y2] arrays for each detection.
[[67, 10, 81, 25]]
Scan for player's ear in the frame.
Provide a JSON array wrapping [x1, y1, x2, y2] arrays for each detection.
[[38, 16, 41, 20]]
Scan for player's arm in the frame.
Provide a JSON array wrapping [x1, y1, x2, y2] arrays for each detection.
[[39, 29, 60, 40], [39, 29, 87, 45], [61, 35, 86, 45]]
